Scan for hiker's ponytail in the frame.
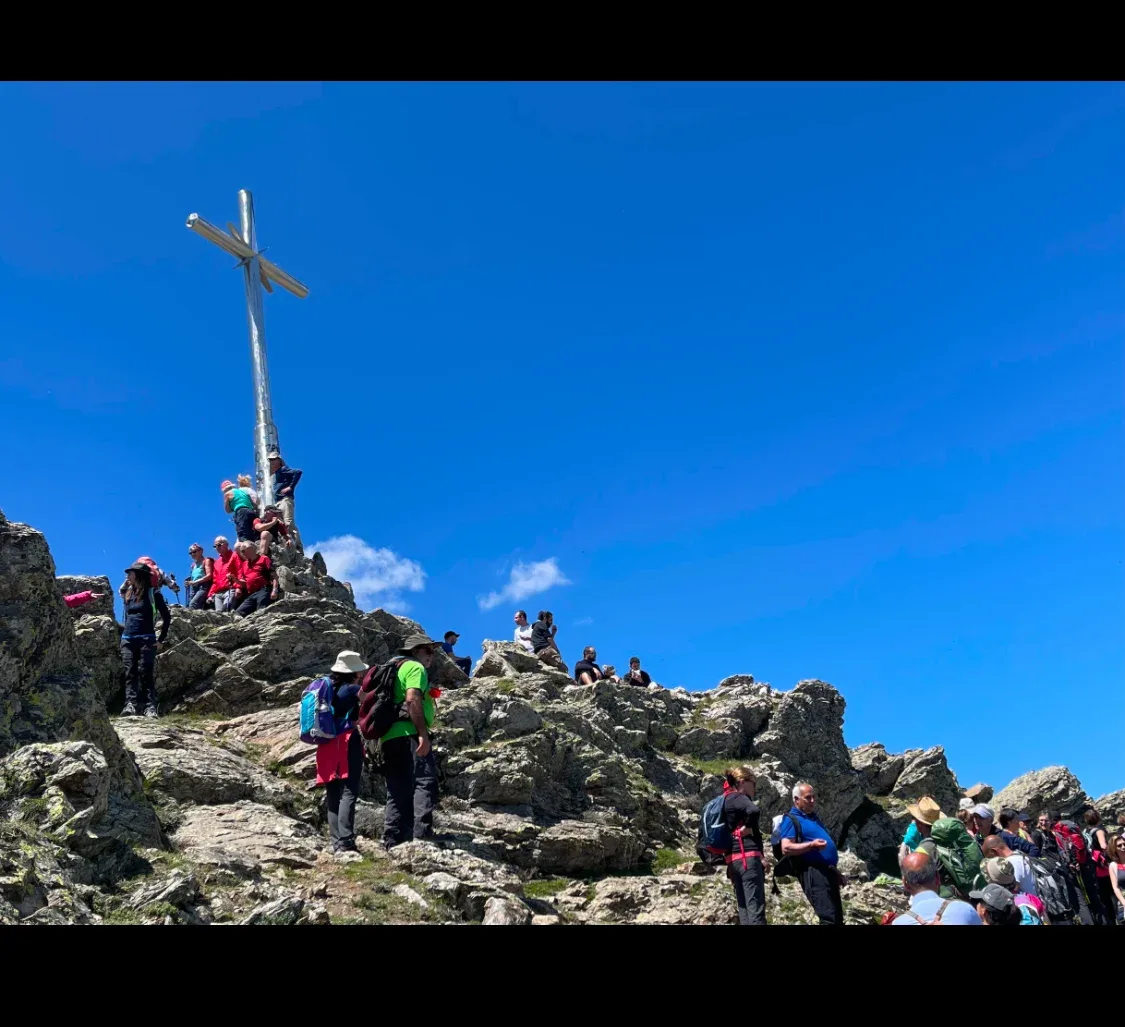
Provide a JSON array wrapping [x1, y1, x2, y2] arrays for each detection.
[[724, 765, 755, 789]]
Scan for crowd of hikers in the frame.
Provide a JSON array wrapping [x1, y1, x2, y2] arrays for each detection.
[[91, 453, 302, 719], [87, 456, 1121, 925], [698, 770, 1124, 926]]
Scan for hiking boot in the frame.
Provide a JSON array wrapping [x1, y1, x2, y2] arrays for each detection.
[[143, 705, 158, 719], [121, 702, 138, 717]]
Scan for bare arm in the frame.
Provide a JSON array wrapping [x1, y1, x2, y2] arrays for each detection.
[[781, 837, 827, 857], [404, 687, 430, 755]]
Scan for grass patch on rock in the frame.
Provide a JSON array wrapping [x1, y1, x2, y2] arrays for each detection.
[[524, 878, 570, 899], [649, 847, 687, 874]]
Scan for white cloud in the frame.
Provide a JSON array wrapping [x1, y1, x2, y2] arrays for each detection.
[[478, 557, 571, 611], [309, 534, 425, 611]]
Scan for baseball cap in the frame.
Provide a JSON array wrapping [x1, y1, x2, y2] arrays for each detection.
[[969, 883, 1014, 913], [958, 797, 975, 811], [972, 804, 995, 820], [444, 631, 459, 640], [1017, 810, 1032, 822]]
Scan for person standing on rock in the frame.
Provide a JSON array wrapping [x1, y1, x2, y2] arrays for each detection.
[[232, 541, 279, 618], [514, 610, 534, 652], [531, 611, 567, 673], [890, 851, 982, 925], [268, 450, 302, 541], [721, 766, 768, 925], [317, 650, 368, 860], [222, 479, 258, 543], [778, 782, 846, 925], [380, 634, 441, 849], [120, 562, 171, 718], [574, 646, 604, 686], [185, 543, 214, 610], [208, 536, 239, 612]]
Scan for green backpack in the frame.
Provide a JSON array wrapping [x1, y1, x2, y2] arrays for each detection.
[[928, 817, 986, 900]]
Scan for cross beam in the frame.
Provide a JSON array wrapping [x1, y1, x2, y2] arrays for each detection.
[[186, 190, 309, 507]]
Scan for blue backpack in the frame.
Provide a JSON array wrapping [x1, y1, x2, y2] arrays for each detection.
[[697, 793, 732, 865], [299, 677, 337, 745]]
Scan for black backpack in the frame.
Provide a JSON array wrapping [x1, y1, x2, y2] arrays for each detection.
[[770, 812, 803, 893], [357, 659, 407, 741]]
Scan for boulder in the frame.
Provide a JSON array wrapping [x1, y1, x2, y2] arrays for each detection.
[[482, 895, 532, 925], [963, 782, 993, 803], [73, 614, 124, 705], [0, 515, 141, 796], [174, 801, 321, 870], [992, 766, 1090, 820], [850, 743, 905, 795], [115, 719, 297, 810], [1094, 788, 1125, 825], [890, 747, 960, 815]]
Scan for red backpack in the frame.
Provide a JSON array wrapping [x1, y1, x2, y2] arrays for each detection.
[[136, 556, 166, 587], [1053, 822, 1088, 867]]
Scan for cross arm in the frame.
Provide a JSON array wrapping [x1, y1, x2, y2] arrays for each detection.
[[185, 213, 309, 299]]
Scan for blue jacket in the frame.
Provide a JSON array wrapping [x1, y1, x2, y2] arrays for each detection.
[[273, 463, 302, 496], [1000, 829, 1040, 858]]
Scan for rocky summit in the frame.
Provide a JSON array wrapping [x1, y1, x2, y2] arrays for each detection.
[[1, 509, 1117, 925]]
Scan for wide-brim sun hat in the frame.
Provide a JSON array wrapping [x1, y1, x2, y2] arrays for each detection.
[[906, 796, 946, 825], [398, 634, 439, 654], [125, 562, 152, 579], [330, 651, 369, 675]]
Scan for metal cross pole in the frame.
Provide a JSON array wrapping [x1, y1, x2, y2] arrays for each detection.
[[185, 190, 309, 508]]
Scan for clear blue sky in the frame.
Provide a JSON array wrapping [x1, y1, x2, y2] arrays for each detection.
[[2, 82, 1121, 798]]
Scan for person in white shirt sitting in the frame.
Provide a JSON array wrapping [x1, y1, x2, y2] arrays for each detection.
[[513, 609, 534, 652]]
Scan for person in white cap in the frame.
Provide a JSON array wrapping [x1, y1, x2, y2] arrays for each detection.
[[267, 449, 302, 546], [316, 650, 369, 858]]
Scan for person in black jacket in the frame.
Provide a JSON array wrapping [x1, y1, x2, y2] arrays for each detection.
[[722, 765, 768, 925], [120, 562, 171, 718]]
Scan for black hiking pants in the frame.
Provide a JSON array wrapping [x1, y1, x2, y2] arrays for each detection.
[[799, 862, 845, 925], [121, 637, 157, 708], [235, 587, 272, 618], [381, 735, 438, 848], [1080, 864, 1109, 925], [326, 731, 364, 852], [727, 854, 767, 925]]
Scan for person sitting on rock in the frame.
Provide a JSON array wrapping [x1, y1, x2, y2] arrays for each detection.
[[574, 646, 604, 686], [222, 478, 258, 543], [208, 536, 239, 613], [185, 543, 214, 609], [317, 650, 369, 860], [380, 634, 441, 849], [513, 609, 534, 652], [253, 504, 292, 557], [899, 796, 945, 865], [120, 562, 170, 718], [778, 782, 846, 925], [720, 766, 768, 925], [441, 631, 472, 677], [531, 610, 567, 673], [64, 590, 106, 609], [232, 540, 278, 618], [890, 851, 982, 925], [623, 656, 652, 687]]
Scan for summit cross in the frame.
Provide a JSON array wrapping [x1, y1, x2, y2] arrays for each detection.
[[185, 189, 309, 507]]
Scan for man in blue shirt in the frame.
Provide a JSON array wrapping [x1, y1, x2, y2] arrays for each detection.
[[891, 851, 983, 925], [778, 782, 846, 925]]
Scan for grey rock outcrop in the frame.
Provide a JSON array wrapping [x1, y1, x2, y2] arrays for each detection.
[[1095, 789, 1125, 824], [993, 766, 1090, 820], [890, 746, 960, 815]]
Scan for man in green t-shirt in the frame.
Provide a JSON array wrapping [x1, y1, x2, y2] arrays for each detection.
[[382, 633, 441, 849]]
